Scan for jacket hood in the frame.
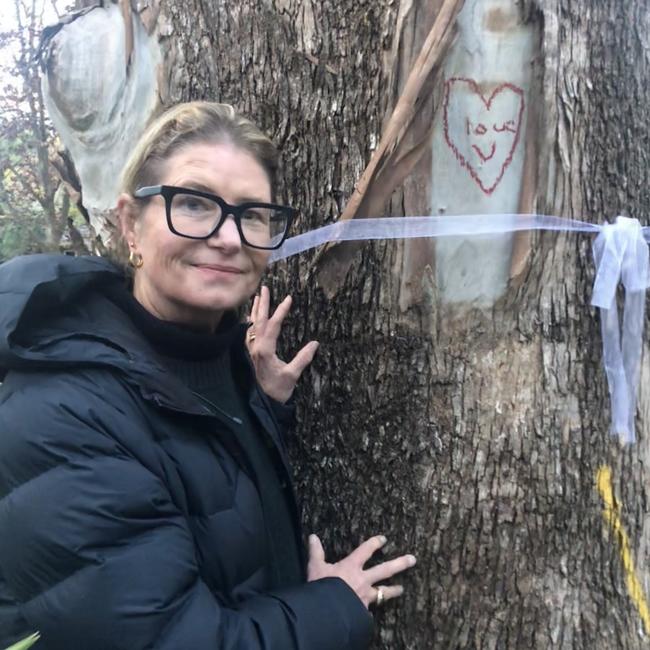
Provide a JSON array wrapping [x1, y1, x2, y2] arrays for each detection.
[[0, 254, 122, 369], [0, 254, 210, 414]]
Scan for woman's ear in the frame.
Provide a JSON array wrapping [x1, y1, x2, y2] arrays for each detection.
[[116, 193, 139, 250]]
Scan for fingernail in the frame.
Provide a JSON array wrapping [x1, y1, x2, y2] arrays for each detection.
[[379, 535, 387, 545], [396, 586, 404, 596], [309, 534, 317, 543], [407, 555, 417, 566]]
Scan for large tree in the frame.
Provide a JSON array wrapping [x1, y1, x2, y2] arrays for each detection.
[[39, 0, 650, 647]]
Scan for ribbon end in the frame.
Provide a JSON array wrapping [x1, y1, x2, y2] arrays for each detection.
[[611, 425, 636, 446]]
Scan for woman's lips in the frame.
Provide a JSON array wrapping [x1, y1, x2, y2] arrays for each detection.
[[194, 263, 243, 274]]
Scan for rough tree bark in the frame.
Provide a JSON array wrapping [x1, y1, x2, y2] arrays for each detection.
[[40, 0, 650, 648]]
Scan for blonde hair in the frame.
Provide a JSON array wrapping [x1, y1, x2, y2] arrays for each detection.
[[120, 101, 279, 198]]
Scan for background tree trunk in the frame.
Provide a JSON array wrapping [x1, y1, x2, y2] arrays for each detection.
[[41, 0, 650, 647]]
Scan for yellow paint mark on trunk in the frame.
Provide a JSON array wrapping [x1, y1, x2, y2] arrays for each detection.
[[596, 465, 650, 635]]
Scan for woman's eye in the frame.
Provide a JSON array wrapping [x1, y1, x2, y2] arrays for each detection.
[[181, 197, 204, 210], [242, 209, 269, 224], [174, 195, 214, 214]]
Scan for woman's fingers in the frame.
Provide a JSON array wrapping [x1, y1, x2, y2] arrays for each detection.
[[286, 341, 319, 379], [245, 295, 256, 353], [305, 532, 414, 608], [373, 585, 404, 604], [264, 295, 292, 341], [248, 289, 317, 401], [251, 291, 297, 352], [364, 554, 417, 584], [347, 535, 387, 566], [308, 534, 326, 564], [256, 285, 271, 330], [253, 287, 291, 341]]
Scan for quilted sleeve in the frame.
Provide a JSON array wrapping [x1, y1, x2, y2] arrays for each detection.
[[0, 370, 371, 650]]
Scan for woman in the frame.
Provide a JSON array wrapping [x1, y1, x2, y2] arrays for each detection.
[[0, 102, 415, 649]]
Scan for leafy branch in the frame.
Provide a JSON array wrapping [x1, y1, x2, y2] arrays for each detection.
[[3, 632, 40, 650], [0, 0, 89, 260]]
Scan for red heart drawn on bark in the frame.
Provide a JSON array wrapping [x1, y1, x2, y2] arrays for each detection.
[[443, 77, 525, 195]]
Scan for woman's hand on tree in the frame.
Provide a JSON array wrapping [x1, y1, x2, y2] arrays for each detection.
[[247, 285, 319, 404], [306, 533, 416, 608]]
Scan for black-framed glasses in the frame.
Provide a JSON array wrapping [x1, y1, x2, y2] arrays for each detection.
[[133, 185, 295, 250]]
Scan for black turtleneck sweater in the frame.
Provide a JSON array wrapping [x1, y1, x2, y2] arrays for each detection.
[[106, 283, 304, 590]]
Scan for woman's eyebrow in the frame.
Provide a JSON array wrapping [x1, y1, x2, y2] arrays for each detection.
[[178, 181, 268, 203], [179, 180, 218, 194]]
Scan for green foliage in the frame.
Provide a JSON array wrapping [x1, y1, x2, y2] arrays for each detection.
[[0, 159, 57, 260], [0, 0, 87, 261], [3, 632, 40, 650], [0, 213, 48, 261]]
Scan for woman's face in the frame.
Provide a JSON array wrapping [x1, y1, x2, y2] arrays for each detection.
[[119, 141, 272, 330]]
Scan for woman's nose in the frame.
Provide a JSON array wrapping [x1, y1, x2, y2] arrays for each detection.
[[207, 215, 242, 251]]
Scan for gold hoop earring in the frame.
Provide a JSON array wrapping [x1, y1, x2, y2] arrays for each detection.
[[128, 250, 144, 268]]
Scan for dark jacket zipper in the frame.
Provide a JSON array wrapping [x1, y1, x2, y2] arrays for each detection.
[[190, 390, 243, 425]]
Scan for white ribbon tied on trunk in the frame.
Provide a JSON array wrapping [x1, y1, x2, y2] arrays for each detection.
[[591, 216, 650, 443], [271, 213, 650, 444]]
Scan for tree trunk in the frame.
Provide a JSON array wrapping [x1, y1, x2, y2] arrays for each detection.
[[40, 0, 650, 647]]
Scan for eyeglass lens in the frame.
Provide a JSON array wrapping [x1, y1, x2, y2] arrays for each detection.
[[170, 193, 288, 248]]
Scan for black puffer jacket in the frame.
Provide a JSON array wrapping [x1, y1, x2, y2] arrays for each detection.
[[0, 254, 372, 650]]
